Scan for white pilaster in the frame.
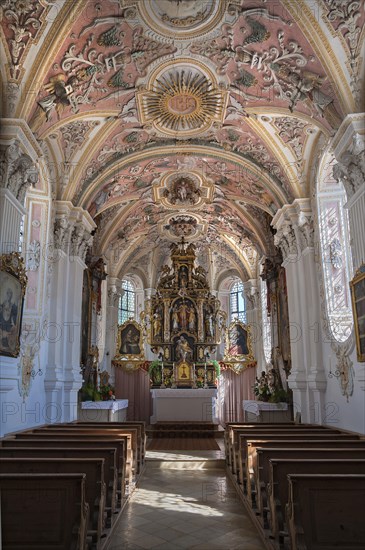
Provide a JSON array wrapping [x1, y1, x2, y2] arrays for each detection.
[[272, 199, 326, 423], [44, 202, 95, 422]]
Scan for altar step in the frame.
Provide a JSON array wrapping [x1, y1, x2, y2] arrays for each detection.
[[147, 421, 223, 439], [147, 459, 225, 470]]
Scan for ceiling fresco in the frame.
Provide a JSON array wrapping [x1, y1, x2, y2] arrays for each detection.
[[1, 0, 363, 284]]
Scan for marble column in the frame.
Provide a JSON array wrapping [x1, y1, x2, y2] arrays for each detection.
[[44, 201, 95, 422], [272, 199, 326, 423]]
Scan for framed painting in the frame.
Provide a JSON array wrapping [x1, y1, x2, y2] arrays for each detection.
[[115, 319, 144, 361], [0, 253, 27, 357], [224, 320, 254, 363], [277, 267, 291, 363], [350, 264, 365, 362]]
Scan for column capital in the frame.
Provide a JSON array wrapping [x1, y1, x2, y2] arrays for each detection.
[[0, 138, 38, 206], [331, 114, 365, 200], [242, 279, 259, 310], [107, 276, 122, 307], [53, 201, 96, 260], [271, 199, 314, 260]]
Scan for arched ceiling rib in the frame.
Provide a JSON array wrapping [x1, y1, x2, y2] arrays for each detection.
[[1, 0, 363, 283]]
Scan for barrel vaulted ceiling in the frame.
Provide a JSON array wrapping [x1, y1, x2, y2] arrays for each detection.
[[1, 0, 364, 285]]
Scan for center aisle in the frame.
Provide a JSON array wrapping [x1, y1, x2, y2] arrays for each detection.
[[105, 442, 266, 550]]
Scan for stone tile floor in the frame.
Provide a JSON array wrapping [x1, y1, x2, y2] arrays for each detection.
[[105, 442, 266, 550]]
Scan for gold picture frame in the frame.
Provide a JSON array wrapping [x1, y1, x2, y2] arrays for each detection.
[[0, 253, 27, 358], [350, 264, 365, 362], [224, 320, 254, 363], [115, 319, 144, 361]]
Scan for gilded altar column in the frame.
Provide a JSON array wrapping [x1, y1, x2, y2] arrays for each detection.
[[163, 298, 170, 343], [272, 200, 326, 423], [197, 298, 204, 342]]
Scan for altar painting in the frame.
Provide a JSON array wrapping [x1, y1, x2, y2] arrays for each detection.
[[224, 320, 254, 363], [115, 320, 144, 361]]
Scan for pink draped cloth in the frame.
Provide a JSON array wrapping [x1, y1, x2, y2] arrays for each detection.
[[115, 368, 151, 423], [114, 365, 256, 425], [216, 367, 256, 425]]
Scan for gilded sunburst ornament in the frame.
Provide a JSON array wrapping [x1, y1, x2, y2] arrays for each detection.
[[137, 67, 228, 137]]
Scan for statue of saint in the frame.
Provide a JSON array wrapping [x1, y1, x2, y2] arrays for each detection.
[[176, 335, 192, 362]]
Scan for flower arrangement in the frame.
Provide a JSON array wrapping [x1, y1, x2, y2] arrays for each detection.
[[253, 370, 289, 403], [99, 383, 115, 401]]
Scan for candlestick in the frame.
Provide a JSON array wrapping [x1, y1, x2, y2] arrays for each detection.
[[161, 362, 165, 388]]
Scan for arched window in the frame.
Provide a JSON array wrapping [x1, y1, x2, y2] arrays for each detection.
[[317, 155, 353, 342], [230, 281, 246, 323], [118, 279, 135, 324], [260, 275, 272, 363]]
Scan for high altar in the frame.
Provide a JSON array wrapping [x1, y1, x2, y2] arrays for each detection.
[[146, 239, 226, 388]]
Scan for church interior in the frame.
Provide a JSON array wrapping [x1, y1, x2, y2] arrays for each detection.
[[0, 0, 364, 548]]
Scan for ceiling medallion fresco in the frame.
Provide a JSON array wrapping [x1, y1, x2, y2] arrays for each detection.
[[153, 171, 214, 210], [136, 63, 228, 137], [158, 214, 207, 242], [135, 0, 228, 39]]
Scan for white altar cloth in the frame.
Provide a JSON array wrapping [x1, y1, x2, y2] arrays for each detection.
[[79, 399, 128, 422], [243, 400, 290, 422], [151, 389, 217, 423]]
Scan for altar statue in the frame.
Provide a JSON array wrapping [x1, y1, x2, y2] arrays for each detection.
[[176, 335, 192, 362]]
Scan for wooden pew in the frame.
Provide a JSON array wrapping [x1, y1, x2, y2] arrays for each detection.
[[0, 446, 118, 525], [225, 423, 330, 471], [238, 431, 361, 491], [27, 426, 136, 484], [286, 474, 365, 550], [0, 473, 89, 550], [254, 446, 365, 525], [230, 426, 344, 476], [73, 421, 146, 472], [46, 423, 141, 476], [268, 458, 365, 546], [1, 437, 125, 506], [225, 422, 296, 467], [0, 457, 106, 549]]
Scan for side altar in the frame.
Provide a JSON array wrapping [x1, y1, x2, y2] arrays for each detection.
[[144, 239, 226, 388]]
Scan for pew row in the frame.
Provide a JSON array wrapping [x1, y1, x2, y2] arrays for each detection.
[[0, 457, 106, 549], [24, 427, 136, 488], [0, 473, 89, 550], [224, 422, 365, 550], [0, 437, 126, 506], [71, 421, 146, 474], [286, 474, 365, 550], [0, 446, 118, 523], [268, 458, 365, 546]]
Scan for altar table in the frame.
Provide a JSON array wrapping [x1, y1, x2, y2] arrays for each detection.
[[243, 400, 291, 423], [79, 399, 129, 422], [150, 389, 217, 423]]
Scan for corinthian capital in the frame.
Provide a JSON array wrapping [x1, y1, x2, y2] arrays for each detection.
[[272, 199, 314, 261], [0, 139, 38, 205]]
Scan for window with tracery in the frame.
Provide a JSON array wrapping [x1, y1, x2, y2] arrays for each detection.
[[118, 279, 135, 324], [317, 157, 353, 342], [230, 281, 246, 323], [260, 276, 272, 363]]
